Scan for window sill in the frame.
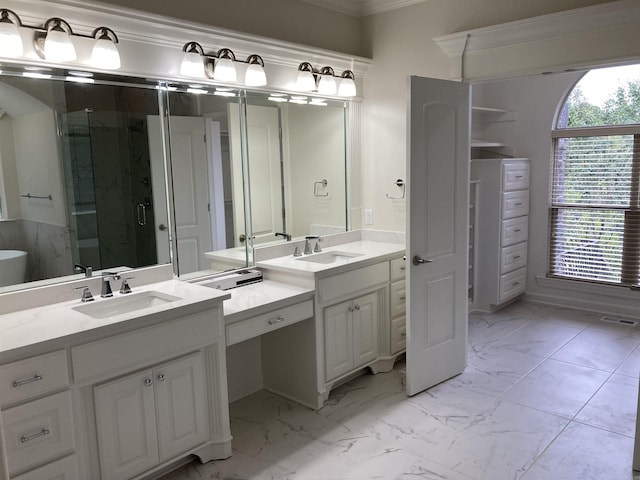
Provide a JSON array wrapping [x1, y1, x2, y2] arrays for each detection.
[[535, 275, 637, 299]]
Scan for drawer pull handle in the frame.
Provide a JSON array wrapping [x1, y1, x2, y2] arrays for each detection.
[[514, 229, 522, 233], [158, 374, 165, 382], [268, 316, 285, 325], [354, 305, 361, 311], [12, 374, 43, 388], [400, 332, 406, 337], [512, 281, 520, 286], [513, 255, 521, 260], [144, 378, 153, 386], [399, 295, 406, 300], [515, 175, 523, 179], [514, 202, 523, 206], [21, 428, 50, 443]]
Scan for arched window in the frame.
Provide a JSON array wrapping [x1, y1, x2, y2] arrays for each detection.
[[549, 65, 640, 287]]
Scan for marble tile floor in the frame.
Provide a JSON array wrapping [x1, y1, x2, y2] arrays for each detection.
[[160, 301, 640, 480]]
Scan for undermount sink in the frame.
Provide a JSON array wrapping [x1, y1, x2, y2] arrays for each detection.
[[72, 290, 181, 319], [296, 251, 363, 264]]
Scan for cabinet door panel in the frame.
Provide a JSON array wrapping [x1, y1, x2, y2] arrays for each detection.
[[324, 301, 352, 382], [94, 370, 159, 480], [352, 293, 379, 368], [155, 352, 209, 461]]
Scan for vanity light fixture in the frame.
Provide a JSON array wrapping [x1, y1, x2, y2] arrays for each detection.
[[244, 54, 267, 86], [0, 9, 24, 58], [295, 62, 357, 97], [212, 48, 237, 82], [180, 41, 206, 78], [268, 93, 289, 103], [90, 27, 120, 70], [214, 87, 237, 97], [42, 18, 77, 62]]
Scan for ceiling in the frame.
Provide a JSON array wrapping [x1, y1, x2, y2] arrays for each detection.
[[299, 0, 427, 17]]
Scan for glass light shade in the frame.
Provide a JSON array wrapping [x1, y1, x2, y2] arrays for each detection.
[[245, 63, 267, 87], [338, 77, 357, 97], [296, 70, 316, 91], [0, 21, 23, 57], [44, 28, 76, 62], [91, 37, 121, 70], [213, 57, 237, 82], [180, 51, 205, 78], [317, 74, 337, 95]]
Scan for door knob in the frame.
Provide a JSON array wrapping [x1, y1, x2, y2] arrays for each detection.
[[158, 224, 167, 231], [412, 255, 433, 265]]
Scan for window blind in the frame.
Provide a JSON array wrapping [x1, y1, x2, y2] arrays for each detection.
[[549, 134, 640, 286]]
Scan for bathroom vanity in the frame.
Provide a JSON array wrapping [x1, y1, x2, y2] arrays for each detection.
[[0, 266, 231, 480]]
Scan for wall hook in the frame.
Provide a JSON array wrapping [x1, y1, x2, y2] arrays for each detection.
[[385, 179, 405, 199]]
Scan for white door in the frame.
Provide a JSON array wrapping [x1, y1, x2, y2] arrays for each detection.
[[155, 352, 209, 462], [94, 370, 159, 480], [148, 116, 213, 274], [228, 104, 284, 246], [406, 76, 470, 396]]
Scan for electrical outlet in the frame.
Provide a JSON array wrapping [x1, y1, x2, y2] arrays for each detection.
[[364, 209, 373, 225]]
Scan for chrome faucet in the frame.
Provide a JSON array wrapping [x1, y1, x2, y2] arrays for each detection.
[[74, 285, 94, 302], [101, 272, 121, 298], [304, 235, 319, 255], [74, 263, 93, 277], [275, 232, 291, 241]]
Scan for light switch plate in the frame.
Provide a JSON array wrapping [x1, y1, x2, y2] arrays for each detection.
[[364, 209, 373, 225]]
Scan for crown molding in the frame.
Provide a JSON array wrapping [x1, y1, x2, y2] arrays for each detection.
[[300, 0, 428, 17], [433, 0, 640, 81]]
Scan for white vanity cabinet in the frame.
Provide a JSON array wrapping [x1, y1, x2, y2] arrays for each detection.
[[388, 257, 407, 355], [471, 158, 530, 312], [324, 292, 379, 381], [94, 352, 208, 480], [0, 350, 78, 479], [316, 262, 389, 398]]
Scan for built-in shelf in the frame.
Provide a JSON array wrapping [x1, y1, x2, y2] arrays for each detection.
[[471, 139, 506, 148]]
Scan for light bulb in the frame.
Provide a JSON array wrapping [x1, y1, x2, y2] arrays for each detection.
[[44, 27, 76, 62], [338, 77, 356, 97], [180, 50, 205, 78], [91, 36, 120, 70], [245, 63, 267, 86], [318, 74, 337, 95], [213, 57, 237, 82], [0, 20, 23, 57], [296, 70, 316, 91]]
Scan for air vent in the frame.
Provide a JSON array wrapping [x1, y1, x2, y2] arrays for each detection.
[[600, 316, 637, 327]]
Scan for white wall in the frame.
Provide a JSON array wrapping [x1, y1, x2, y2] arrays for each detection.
[[0, 118, 20, 219]]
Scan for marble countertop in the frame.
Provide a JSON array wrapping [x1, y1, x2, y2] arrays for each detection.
[[256, 241, 405, 276], [195, 279, 315, 323], [0, 279, 230, 358]]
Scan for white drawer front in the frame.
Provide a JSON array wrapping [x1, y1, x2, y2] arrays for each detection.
[[390, 257, 406, 281], [12, 454, 78, 480], [500, 242, 528, 274], [499, 268, 527, 303], [390, 281, 406, 317], [502, 162, 530, 191], [4, 391, 75, 476], [390, 316, 406, 355], [502, 191, 529, 219], [318, 262, 389, 303], [0, 350, 69, 408], [226, 300, 313, 346], [501, 216, 529, 247], [72, 310, 220, 384]]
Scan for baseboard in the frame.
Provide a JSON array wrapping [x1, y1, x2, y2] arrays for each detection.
[[523, 292, 640, 320]]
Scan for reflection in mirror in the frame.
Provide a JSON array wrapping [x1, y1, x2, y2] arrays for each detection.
[[0, 66, 170, 291], [243, 92, 347, 241], [163, 86, 248, 276]]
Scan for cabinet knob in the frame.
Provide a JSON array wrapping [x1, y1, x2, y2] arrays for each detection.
[[158, 374, 165, 382], [144, 378, 153, 386]]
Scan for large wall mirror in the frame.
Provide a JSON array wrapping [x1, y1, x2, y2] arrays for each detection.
[[0, 63, 349, 292]]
